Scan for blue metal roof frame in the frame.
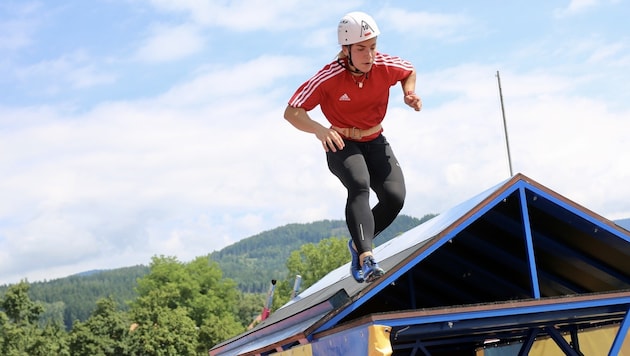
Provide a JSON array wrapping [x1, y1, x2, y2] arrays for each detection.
[[210, 173, 630, 355], [317, 292, 630, 355]]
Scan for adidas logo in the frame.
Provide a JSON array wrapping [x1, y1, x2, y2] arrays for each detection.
[[339, 93, 351, 101]]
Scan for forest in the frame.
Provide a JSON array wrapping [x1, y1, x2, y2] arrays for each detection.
[[0, 214, 434, 355]]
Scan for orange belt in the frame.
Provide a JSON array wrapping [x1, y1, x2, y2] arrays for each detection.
[[332, 124, 382, 140]]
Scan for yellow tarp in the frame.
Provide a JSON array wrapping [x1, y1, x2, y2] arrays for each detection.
[[368, 325, 393, 356], [273, 343, 313, 356], [272, 324, 392, 356], [477, 325, 630, 355]]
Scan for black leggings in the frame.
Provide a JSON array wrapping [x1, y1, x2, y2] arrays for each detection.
[[326, 135, 405, 255]]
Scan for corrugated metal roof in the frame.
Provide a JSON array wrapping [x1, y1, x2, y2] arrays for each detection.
[[210, 173, 630, 355]]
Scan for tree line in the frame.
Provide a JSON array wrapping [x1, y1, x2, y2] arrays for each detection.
[[0, 215, 429, 330], [0, 237, 354, 355], [0, 215, 435, 354], [0, 255, 263, 355], [23, 266, 149, 330]]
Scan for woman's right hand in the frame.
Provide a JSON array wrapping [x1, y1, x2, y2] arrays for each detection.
[[284, 106, 345, 152], [315, 126, 345, 152]]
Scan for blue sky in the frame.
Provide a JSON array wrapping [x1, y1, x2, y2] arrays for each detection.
[[1, 0, 628, 285]]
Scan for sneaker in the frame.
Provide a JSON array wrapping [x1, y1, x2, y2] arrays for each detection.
[[348, 240, 364, 283], [362, 256, 385, 283]]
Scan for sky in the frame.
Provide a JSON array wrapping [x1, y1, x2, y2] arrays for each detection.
[[1, 0, 629, 285]]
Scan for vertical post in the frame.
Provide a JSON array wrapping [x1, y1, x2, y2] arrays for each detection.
[[261, 279, 276, 320], [496, 70, 514, 177], [290, 275, 302, 299]]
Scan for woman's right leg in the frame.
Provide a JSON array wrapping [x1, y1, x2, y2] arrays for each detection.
[[326, 142, 374, 256]]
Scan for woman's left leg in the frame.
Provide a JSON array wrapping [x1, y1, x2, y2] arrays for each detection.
[[366, 135, 406, 239]]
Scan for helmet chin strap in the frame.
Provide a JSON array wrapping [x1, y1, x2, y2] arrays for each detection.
[[339, 45, 366, 75]]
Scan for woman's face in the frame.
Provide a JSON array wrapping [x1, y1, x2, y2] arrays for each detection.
[[346, 37, 377, 73]]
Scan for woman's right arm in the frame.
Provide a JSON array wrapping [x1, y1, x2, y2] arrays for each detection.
[[283, 105, 345, 152]]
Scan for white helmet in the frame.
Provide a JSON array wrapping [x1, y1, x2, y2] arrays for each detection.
[[337, 11, 380, 45]]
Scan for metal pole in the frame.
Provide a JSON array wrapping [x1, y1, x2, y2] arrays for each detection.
[[290, 275, 302, 299], [496, 70, 514, 177], [261, 279, 276, 320]]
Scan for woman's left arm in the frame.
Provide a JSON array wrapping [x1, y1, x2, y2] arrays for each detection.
[[401, 69, 422, 112]]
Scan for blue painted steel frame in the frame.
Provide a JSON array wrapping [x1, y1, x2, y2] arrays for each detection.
[[315, 178, 630, 335], [309, 176, 630, 352], [609, 305, 630, 355], [376, 295, 630, 329], [523, 183, 630, 244], [314, 185, 519, 334], [213, 175, 630, 355], [314, 181, 630, 354], [518, 185, 541, 299]]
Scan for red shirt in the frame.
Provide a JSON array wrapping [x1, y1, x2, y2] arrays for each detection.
[[288, 52, 414, 141]]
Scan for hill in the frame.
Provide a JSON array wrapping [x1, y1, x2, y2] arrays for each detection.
[[209, 214, 435, 292], [3, 265, 150, 330], [3, 214, 627, 329], [0, 214, 431, 328]]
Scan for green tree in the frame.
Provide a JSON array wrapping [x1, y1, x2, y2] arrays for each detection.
[[129, 255, 244, 354], [38, 301, 65, 328], [128, 299, 198, 356], [1, 281, 44, 325], [286, 237, 348, 288], [197, 312, 242, 354], [29, 322, 70, 356], [274, 236, 349, 309], [0, 280, 69, 356], [0, 312, 5, 350], [68, 297, 129, 356], [236, 293, 265, 328]]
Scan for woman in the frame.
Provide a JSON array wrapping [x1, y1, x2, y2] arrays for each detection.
[[284, 11, 422, 283]]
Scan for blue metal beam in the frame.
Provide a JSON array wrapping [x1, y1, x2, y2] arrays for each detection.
[[378, 295, 630, 329], [609, 306, 630, 356], [314, 185, 523, 334], [570, 326, 581, 354], [524, 184, 630, 243], [518, 328, 539, 356], [519, 186, 541, 299], [545, 326, 582, 355]]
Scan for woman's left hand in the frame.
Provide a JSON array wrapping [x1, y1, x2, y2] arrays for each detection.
[[404, 92, 422, 111]]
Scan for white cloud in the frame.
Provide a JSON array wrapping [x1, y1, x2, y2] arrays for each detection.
[[0, 2, 41, 51], [0, 19, 33, 51], [383, 63, 630, 224], [554, 0, 618, 17], [155, 55, 307, 107], [146, 0, 351, 31], [568, 0, 600, 12], [379, 8, 476, 41], [0, 53, 329, 283], [1, 1, 629, 285], [585, 40, 627, 64], [507, 32, 630, 111], [134, 23, 205, 62], [14, 50, 116, 93]]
